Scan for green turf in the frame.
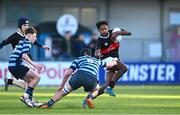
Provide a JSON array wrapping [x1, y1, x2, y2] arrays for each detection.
[[0, 85, 180, 114]]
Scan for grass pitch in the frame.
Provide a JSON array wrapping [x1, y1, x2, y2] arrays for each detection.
[[0, 85, 180, 114]]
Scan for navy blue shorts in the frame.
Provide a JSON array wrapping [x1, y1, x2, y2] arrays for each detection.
[[8, 65, 29, 80], [69, 70, 98, 92]]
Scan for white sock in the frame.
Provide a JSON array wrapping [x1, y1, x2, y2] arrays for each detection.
[[24, 93, 30, 99]]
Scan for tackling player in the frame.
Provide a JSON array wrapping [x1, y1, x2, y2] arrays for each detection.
[[39, 48, 117, 109]]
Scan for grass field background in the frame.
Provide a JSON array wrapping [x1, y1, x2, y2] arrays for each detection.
[[0, 85, 180, 114]]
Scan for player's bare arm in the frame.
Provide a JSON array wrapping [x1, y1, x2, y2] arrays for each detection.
[[111, 29, 132, 38], [22, 53, 42, 71], [42, 45, 50, 51], [95, 49, 102, 58], [59, 68, 74, 90]]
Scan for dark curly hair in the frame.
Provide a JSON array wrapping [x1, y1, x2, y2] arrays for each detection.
[[80, 48, 92, 56], [96, 21, 108, 30]]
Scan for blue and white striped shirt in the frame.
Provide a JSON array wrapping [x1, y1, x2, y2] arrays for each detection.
[[70, 56, 106, 77], [8, 38, 31, 67]]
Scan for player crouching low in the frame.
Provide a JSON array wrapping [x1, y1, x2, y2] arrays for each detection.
[[39, 48, 117, 109]]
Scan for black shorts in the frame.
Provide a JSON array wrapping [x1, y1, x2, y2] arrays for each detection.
[[8, 65, 29, 80], [69, 70, 98, 92]]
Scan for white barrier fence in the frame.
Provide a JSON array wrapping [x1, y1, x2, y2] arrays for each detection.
[[0, 62, 72, 85], [1, 62, 179, 85]]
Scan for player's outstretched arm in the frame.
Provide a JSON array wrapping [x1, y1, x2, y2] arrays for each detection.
[[42, 45, 50, 51], [34, 40, 49, 51], [0, 40, 10, 49], [34, 40, 43, 47], [111, 28, 132, 38], [112, 30, 131, 38]]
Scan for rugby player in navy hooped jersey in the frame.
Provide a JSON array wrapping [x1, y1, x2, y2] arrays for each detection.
[[0, 17, 49, 91], [94, 20, 132, 97], [39, 48, 117, 109], [8, 27, 43, 107]]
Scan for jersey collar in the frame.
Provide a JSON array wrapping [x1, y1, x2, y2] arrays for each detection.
[[99, 32, 110, 39], [17, 30, 24, 37]]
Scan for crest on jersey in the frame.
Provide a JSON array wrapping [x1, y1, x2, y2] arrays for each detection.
[[105, 42, 108, 46]]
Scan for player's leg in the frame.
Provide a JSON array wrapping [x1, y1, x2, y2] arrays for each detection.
[[4, 78, 27, 91], [85, 84, 100, 109], [87, 84, 100, 99], [4, 77, 10, 91], [96, 71, 114, 97], [109, 60, 127, 88], [101, 60, 127, 96], [102, 60, 127, 97], [12, 79, 27, 89], [40, 71, 83, 109], [82, 76, 99, 109], [4, 58, 33, 91], [10, 60, 35, 90], [95, 57, 118, 97], [20, 68, 41, 107]]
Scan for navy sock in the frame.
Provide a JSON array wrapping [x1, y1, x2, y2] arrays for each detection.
[[108, 81, 115, 88], [26, 86, 34, 99], [47, 99, 55, 107], [87, 94, 94, 99], [7, 79, 13, 85]]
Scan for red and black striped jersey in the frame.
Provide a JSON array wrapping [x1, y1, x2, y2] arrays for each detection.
[[96, 30, 119, 59]]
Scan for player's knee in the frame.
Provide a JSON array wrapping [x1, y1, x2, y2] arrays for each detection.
[[35, 74, 41, 82], [116, 61, 128, 73], [121, 64, 128, 73]]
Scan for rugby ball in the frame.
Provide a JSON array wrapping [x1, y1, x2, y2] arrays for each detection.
[[112, 27, 122, 42]]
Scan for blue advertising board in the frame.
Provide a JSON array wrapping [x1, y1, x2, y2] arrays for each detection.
[[98, 62, 180, 85]]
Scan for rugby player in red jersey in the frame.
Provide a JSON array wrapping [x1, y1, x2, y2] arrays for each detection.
[[94, 20, 131, 97]]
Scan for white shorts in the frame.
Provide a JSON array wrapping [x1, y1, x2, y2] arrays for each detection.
[[102, 57, 118, 63], [102, 57, 118, 72]]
